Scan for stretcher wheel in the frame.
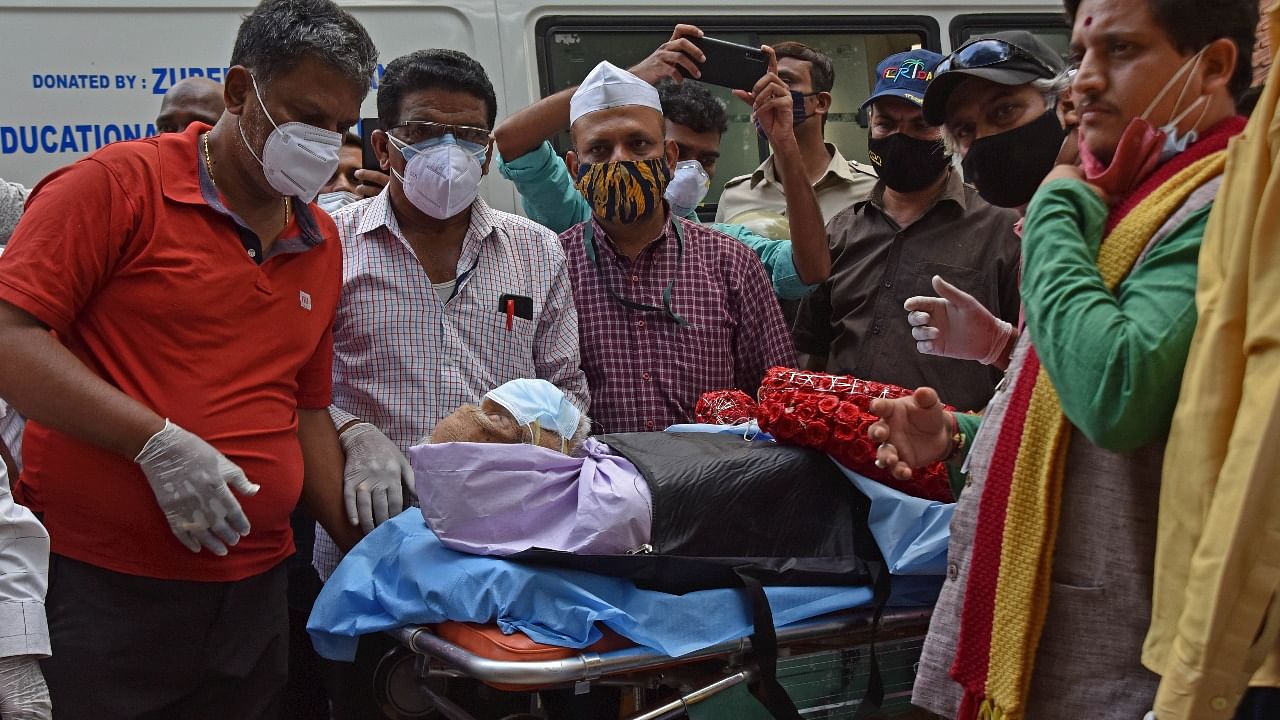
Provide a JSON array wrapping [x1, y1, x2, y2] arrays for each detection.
[[374, 645, 443, 719]]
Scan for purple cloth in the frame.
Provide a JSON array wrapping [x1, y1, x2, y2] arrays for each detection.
[[411, 437, 652, 556], [560, 215, 795, 433]]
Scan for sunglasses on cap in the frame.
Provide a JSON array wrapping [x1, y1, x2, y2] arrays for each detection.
[[937, 38, 1058, 77]]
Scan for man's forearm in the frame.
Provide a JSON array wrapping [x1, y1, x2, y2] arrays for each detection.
[[771, 138, 830, 284], [493, 87, 575, 162], [0, 301, 163, 459], [297, 407, 362, 552]]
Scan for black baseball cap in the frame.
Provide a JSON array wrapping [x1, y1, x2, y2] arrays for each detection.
[[923, 30, 1067, 126]]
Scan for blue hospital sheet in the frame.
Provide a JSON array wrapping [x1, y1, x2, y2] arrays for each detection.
[[308, 511, 875, 662]]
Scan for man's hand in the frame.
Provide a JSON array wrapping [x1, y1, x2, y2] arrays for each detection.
[[339, 422, 414, 533], [867, 388, 953, 481], [906, 275, 1016, 367], [629, 24, 705, 85], [1041, 162, 1106, 202], [733, 46, 795, 149], [353, 169, 390, 199], [0, 656, 51, 720], [135, 420, 259, 555]]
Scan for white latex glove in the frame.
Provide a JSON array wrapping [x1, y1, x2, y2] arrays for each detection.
[[0, 655, 52, 719], [339, 422, 414, 533], [905, 275, 1015, 366], [134, 420, 259, 555]]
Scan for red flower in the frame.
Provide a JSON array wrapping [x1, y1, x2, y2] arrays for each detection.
[[817, 395, 840, 413], [775, 415, 802, 438], [758, 402, 783, 425], [803, 421, 830, 446], [835, 402, 860, 422], [832, 422, 857, 442]]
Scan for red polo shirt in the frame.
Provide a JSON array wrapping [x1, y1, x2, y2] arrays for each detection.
[[0, 123, 341, 581]]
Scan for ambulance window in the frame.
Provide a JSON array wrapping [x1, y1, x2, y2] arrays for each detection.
[[537, 18, 937, 218], [950, 14, 1072, 66]]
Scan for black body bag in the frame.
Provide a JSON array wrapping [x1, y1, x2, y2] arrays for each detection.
[[509, 432, 891, 719]]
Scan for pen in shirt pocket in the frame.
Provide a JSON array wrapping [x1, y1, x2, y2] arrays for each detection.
[[498, 294, 533, 331]]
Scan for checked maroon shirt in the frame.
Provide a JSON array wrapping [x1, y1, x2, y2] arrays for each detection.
[[561, 215, 795, 433]]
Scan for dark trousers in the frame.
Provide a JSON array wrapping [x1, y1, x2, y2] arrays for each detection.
[[42, 554, 290, 720], [1234, 687, 1280, 720], [285, 508, 330, 720]]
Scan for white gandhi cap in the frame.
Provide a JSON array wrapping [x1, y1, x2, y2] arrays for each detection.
[[569, 61, 663, 126]]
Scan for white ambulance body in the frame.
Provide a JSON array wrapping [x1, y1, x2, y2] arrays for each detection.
[[0, 0, 1067, 213]]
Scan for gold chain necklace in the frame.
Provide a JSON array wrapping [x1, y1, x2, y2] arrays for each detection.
[[202, 132, 291, 229]]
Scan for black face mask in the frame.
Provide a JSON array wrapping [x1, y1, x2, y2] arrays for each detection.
[[867, 132, 950, 193], [961, 108, 1065, 208]]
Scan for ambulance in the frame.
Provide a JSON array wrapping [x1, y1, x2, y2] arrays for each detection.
[[0, 0, 1067, 215]]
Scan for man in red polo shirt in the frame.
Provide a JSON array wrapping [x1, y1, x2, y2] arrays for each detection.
[[0, 1, 376, 717]]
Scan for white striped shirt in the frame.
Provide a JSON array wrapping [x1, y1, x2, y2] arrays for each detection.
[[315, 191, 588, 577]]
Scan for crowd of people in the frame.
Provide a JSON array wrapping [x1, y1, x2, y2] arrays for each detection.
[[0, 0, 1276, 718]]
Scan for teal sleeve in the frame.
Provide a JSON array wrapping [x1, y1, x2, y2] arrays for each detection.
[[708, 222, 816, 300], [947, 412, 983, 499], [496, 141, 591, 233], [1021, 178, 1206, 452]]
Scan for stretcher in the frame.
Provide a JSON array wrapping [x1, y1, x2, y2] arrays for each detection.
[[309, 430, 955, 718], [373, 606, 934, 720]]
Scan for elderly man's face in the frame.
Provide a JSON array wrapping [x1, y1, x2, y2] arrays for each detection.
[[944, 77, 1050, 156], [430, 400, 568, 452]]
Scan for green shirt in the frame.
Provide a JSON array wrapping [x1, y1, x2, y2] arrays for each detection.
[[497, 141, 816, 300], [949, 178, 1208, 498]]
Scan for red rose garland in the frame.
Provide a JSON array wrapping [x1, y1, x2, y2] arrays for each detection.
[[694, 390, 758, 426], [732, 367, 955, 502]]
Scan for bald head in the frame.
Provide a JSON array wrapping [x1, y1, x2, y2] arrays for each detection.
[[156, 77, 225, 134]]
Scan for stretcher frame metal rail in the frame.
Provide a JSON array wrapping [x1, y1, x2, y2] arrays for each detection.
[[380, 606, 933, 720]]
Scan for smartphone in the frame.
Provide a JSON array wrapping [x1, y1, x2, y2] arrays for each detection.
[[678, 36, 769, 92], [497, 294, 534, 321], [359, 117, 383, 172]]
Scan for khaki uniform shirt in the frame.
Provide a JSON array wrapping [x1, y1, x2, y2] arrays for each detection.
[[714, 144, 878, 235]]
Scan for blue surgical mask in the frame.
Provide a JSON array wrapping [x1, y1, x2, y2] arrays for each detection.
[[483, 379, 581, 453], [1140, 47, 1211, 163]]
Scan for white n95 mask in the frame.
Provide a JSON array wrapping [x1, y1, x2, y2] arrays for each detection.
[[238, 74, 343, 203], [664, 160, 711, 218], [389, 134, 483, 220], [316, 190, 361, 214]]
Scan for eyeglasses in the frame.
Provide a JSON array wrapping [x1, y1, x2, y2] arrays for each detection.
[[389, 120, 492, 149], [937, 38, 1058, 78]]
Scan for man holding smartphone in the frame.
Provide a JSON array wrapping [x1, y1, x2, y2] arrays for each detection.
[[495, 25, 831, 302], [716, 41, 878, 236]]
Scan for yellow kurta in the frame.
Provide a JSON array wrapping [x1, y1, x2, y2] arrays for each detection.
[[1143, 5, 1280, 717]]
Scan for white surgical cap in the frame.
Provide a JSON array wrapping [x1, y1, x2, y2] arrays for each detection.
[[569, 61, 663, 126]]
